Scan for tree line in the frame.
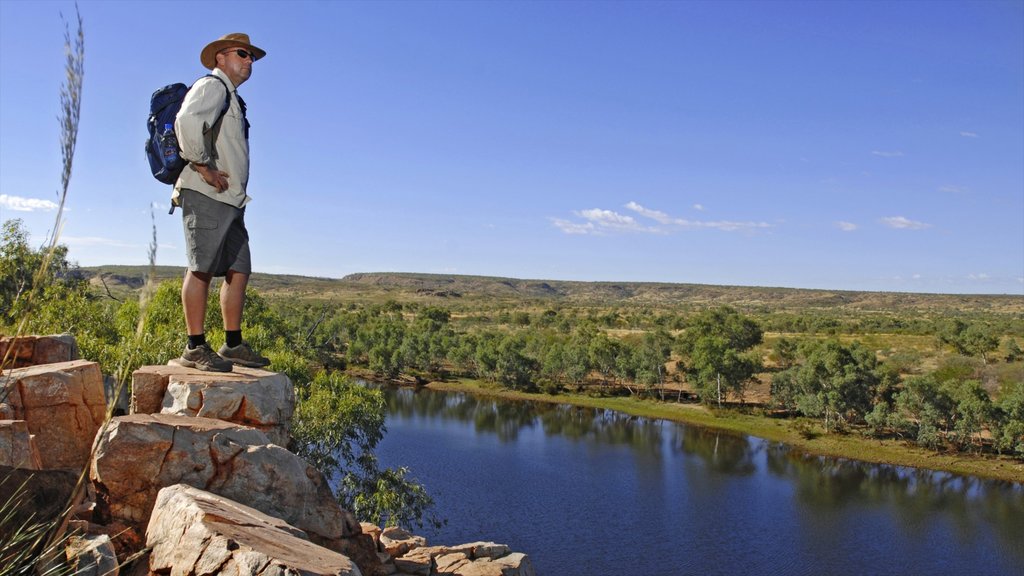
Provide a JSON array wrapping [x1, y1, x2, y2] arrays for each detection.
[[294, 297, 1024, 459]]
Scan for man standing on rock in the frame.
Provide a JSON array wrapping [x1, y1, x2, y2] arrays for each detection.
[[171, 33, 270, 372]]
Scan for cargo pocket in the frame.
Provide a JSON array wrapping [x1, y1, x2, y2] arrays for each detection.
[[185, 214, 219, 230]]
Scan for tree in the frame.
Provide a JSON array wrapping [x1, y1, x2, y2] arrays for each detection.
[[1, 219, 85, 328], [494, 333, 537, 391], [1004, 338, 1023, 363], [938, 319, 999, 363], [771, 339, 879, 432], [993, 381, 1024, 457], [676, 307, 763, 406]]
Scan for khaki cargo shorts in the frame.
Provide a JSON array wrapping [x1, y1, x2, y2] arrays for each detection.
[[180, 189, 251, 277]]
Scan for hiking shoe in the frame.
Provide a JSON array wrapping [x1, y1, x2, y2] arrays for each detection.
[[218, 341, 271, 368], [176, 343, 233, 372]]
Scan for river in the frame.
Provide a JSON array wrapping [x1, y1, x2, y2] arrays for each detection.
[[372, 385, 1024, 576]]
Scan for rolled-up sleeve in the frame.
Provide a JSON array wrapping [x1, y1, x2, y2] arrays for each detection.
[[174, 77, 227, 165]]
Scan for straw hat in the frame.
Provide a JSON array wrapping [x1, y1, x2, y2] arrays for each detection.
[[200, 33, 266, 70]]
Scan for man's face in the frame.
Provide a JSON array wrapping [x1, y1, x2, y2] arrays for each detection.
[[217, 47, 254, 86]]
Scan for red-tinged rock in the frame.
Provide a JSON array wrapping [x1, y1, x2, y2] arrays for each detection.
[[0, 419, 42, 469], [2, 360, 105, 469], [146, 484, 361, 576]]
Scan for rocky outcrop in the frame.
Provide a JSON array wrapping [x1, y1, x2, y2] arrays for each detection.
[[5, 334, 533, 576], [367, 533, 536, 576], [0, 334, 79, 368], [1, 360, 105, 469], [0, 419, 42, 469], [90, 413, 358, 542], [146, 484, 361, 576], [132, 364, 293, 446]]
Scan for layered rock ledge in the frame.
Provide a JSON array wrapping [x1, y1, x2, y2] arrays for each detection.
[[3, 334, 534, 575]]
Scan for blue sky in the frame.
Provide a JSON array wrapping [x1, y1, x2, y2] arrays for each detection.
[[1, 0, 1022, 295]]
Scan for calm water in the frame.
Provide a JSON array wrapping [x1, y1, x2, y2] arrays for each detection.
[[372, 385, 1024, 576]]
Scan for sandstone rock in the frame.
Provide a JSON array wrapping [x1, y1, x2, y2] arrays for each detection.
[[392, 551, 431, 576], [91, 413, 358, 542], [392, 543, 534, 576], [435, 552, 471, 574], [130, 364, 194, 415], [0, 334, 78, 368], [160, 367, 294, 446], [65, 533, 119, 576], [0, 419, 42, 469], [361, 522, 383, 550], [2, 360, 105, 469], [449, 554, 534, 576], [380, 526, 427, 557], [334, 532, 389, 576], [147, 484, 361, 576]]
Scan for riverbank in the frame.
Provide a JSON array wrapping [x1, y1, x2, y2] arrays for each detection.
[[349, 369, 1024, 484]]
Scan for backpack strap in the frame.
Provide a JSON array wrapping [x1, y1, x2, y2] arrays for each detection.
[[195, 74, 232, 126], [168, 75, 236, 215]]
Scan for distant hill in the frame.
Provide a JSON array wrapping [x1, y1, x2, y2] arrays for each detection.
[[80, 266, 1023, 315]]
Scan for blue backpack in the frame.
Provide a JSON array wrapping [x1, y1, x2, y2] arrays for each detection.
[[145, 74, 230, 185]]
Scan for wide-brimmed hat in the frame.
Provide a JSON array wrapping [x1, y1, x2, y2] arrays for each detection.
[[200, 33, 266, 70]]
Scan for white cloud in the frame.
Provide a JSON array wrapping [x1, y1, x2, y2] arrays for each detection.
[[960, 131, 978, 138], [968, 273, 990, 281], [551, 201, 771, 235], [693, 203, 704, 211], [871, 150, 904, 158], [836, 221, 858, 232], [550, 218, 595, 235], [624, 201, 672, 224], [880, 216, 930, 230], [0, 194, 59, 212], [939, 185, 967, 194]]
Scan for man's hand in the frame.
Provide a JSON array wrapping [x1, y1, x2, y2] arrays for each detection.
[[192, 163, 230, 192]]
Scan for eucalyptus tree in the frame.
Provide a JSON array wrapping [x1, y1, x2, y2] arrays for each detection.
[[675, 307, 763, 406], [770, 339, 879, 432]]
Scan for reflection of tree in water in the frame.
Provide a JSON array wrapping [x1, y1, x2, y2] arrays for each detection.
[[377, 384, 663, 453], [672, 425, 758, 475], [765, 445, 1024, 564]]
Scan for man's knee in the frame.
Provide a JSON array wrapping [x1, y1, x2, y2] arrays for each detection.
[[187, 270, 214, 283]]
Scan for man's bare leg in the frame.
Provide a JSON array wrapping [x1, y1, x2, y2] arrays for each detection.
[[182, 270, 212, 337], [221, 269, 248, 332]]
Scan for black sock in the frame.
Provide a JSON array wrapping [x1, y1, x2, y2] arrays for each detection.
[[187, 334, 207, 350], [225, 330, 243, 348]]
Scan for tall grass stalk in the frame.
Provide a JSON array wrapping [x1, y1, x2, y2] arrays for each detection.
[[0, 5, 87, 574]]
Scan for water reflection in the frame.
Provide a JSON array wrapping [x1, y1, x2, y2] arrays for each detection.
[[374, 384, 1024, 573]]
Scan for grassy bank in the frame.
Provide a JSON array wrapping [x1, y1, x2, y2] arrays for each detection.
[[361, 372, 1024, 484]]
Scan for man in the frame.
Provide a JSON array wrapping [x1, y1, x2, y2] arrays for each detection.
[[171, 33, 269, 372]]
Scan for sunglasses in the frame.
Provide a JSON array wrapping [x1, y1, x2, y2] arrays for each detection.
[[225, 48, 255, 61]]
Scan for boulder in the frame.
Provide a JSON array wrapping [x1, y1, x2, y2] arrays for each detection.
[[130, 364, 195, 415], [393, 543, 534, 576], [379, 526, 427, 557], [0, 419, 42, 469], [132, 365, 294, 446], [65, 533, 119, 576], [146, 484, 361, 576], [163, 368, 294, 446], [90, 413, 358, 542], [2, 360, 105, 469], [0, 334, 78, 368]]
